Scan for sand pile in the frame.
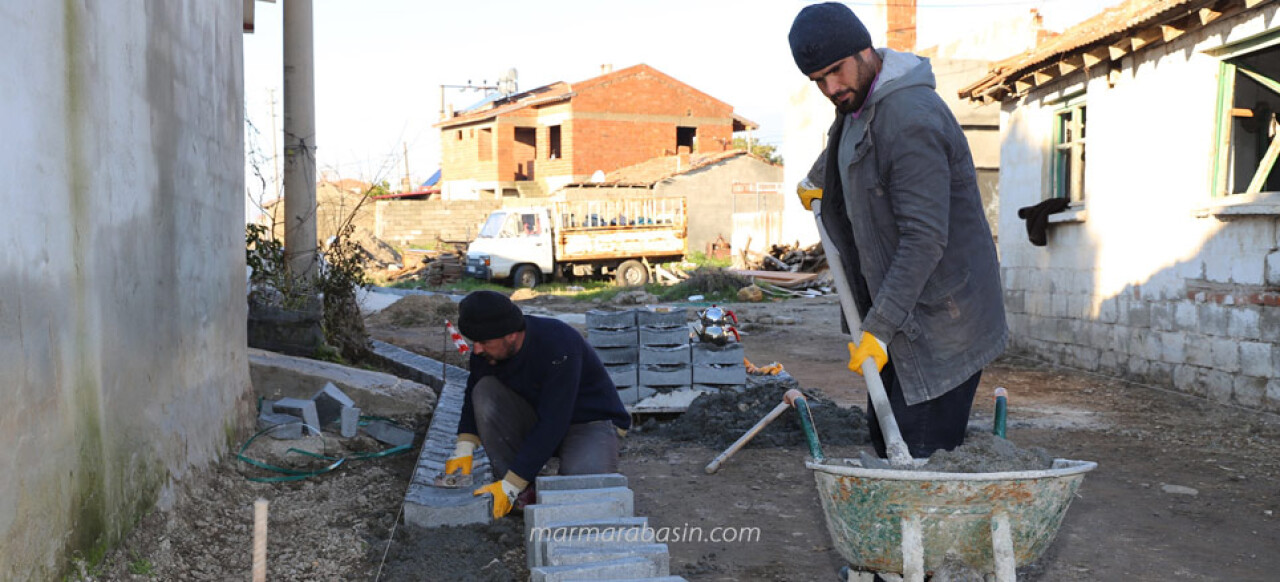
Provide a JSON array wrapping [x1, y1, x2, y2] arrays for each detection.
[[652, 375, 869, 449]]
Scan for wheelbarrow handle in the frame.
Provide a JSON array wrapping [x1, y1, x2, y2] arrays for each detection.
[[811, 199, 913, 466]]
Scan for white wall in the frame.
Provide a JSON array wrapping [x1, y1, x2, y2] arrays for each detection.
[[0, 2, 251, 578], [998, 6, 1280, 410]]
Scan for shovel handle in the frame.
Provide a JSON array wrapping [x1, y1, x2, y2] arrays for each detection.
[[704, 401, 790, 474], [811, 199, 913, 466]]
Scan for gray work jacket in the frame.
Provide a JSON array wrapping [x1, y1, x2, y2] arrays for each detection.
[[817, 50, 1007, 405]]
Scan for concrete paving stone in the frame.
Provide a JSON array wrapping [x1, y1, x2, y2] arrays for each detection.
[[586, 310, 637, 330], [639, 364, 691, 386], [589, 328, 639, 348], [638, 344, 690, 365], [524, 498, 635, 538], [608, 364, 638, 388], [692, 364, 746, 385], [529, 556, 657, 582], [690, 342, 744, 365], [271, 397, 320, 435], [636, 308, 687, 327], [403, 483, 492, 528], [527, 519, 651, 568], [547, 543, 669, 573], [639, 326, 691, 347], [311, 381, 356, 425], [617, 386, 639, 405], [595, 346, 639, 365], [537, 473, 629, 491], [536, 486, 634, 513], [363, 419, 414, 447], [339, 406, 360, 438], [256, 412, 303, 440]]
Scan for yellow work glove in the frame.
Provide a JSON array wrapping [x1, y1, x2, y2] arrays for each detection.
[[796, 179, 823, 211], [847, 331, 888, 376], [444, 440, 475, 476], [474, 478, 522, 519]]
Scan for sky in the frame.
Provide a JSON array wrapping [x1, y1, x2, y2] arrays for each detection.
[[243, 0, 1125, 202]]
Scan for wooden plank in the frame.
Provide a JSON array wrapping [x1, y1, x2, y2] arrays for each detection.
[[1108, 41, 1130, 61], [1238, 66, 1280, 96], [1056, 56, 1082, 76], [1245, 133, 1280, 194], [1161, 23, 1186, 43], [1082, 47, 1111, 68], [1199, 6, 1223, 25], [1014, 76, 1035, 94], [1129, 28, 1164, 52], [1033, 68, 1057, 86], [1231, 107, 1255, 117]]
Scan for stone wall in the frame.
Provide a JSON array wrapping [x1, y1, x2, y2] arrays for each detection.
[[374, 198, 504, 247]]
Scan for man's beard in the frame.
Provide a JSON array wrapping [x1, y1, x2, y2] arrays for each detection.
[[831, 88, 864, 114]]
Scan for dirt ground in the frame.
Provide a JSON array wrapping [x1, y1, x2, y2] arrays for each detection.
[[81, 292, 1279, 581]]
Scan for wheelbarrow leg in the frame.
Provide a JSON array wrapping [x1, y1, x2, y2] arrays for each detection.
[[901, 514, 925, 582], [990, 510, 1017, 582]]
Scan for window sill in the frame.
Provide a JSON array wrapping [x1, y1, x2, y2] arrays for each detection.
[[1048, 203, 1087, 224], [1194, 191, 1280, 218]]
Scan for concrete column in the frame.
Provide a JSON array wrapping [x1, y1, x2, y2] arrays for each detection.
[[283, 0, 317, 280]]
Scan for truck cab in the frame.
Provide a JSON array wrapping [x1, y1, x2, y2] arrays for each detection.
[[464, 207, 554, 287]]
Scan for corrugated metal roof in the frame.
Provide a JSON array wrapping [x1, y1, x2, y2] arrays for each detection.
[[961, 0, 1274, 102]]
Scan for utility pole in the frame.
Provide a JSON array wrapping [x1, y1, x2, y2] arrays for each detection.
[[268, 88, 280, 199], [283, 0, 318, 281], [402, 142, 411, 193]]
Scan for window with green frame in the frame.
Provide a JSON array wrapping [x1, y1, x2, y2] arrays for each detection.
[[1052, 97, 1086, 202], [1211, 35, 1280, 197]]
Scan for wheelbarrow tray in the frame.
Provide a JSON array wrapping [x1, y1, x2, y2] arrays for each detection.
[[807, 458, 1096, 575]]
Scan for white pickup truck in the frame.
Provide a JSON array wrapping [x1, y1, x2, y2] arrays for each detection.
[[464, 197, 687, 288]]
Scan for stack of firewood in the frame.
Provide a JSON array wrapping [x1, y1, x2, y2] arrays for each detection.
[[425, 253, 465, 286]]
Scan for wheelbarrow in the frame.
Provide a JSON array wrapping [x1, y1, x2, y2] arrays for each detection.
[[794, 192, 1096, 581]]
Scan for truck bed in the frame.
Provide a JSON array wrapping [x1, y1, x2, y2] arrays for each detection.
[[553, 198, 687, 262]]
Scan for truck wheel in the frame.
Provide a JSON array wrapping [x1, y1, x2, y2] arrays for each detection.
[[512, 265, 540, 289], [615, 260, 648, 287]]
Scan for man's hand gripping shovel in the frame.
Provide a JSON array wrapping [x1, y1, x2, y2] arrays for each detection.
[[797, 181, 914, 468]]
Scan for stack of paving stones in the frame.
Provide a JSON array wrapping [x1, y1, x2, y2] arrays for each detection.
[[691, 340, 747, 394], [371, 340, 495, 527], [636, 308, 694, 404], [586, 310, 642, 405], [526, 473, 686, 582], [256, 382, 362, 439]]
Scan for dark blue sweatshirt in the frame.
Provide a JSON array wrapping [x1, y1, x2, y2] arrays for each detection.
[[458, 315, 631, 484]]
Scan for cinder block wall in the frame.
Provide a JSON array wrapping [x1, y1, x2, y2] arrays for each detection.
[[375, 199, 504, 247], [0, 2, 252, 578], [997, 8, 1280, 412]]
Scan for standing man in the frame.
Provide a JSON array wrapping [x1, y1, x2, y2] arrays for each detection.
[[443, 290, 631, 518], [789, 3, 1007, 459]]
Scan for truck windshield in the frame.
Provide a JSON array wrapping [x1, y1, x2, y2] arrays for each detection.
[[477, 213, 507, 238]]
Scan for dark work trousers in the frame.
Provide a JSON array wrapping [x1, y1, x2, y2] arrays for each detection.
[[867, 360, 982, 459], [471, 376, 619, 484]]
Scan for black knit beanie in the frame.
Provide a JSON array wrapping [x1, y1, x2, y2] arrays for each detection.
[[789, 2, 873, 76], [457, 290, 526, 341]]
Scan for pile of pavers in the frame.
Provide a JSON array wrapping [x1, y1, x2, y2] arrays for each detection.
[[525, 473, 685, 581], [587, 307, 746, 409], [256, 381, 413, 447]]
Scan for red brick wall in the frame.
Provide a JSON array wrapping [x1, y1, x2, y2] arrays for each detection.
[[887, 0, 917, 52], [440, 66, 740, 186]]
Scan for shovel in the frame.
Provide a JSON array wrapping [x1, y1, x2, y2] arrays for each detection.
[[810, 198, 914, 467]]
